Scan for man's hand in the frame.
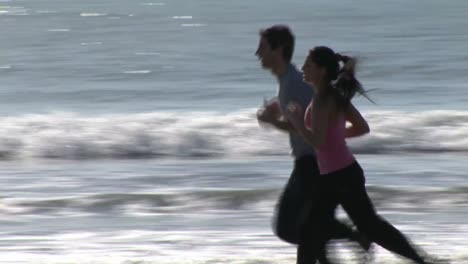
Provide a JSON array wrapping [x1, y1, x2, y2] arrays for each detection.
[[257, 98, 281, 124]]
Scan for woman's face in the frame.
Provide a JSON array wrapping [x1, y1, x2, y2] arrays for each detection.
[[302, 56, 325, 85]]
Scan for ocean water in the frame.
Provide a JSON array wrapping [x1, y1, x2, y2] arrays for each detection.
[[1, 0, 468, 263]]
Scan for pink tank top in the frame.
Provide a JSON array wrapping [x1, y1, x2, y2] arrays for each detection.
[[305, 103, 355, 174]]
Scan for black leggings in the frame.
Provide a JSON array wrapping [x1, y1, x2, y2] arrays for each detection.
[[274, 156, 358, 262], [298, 161, 426, 264]]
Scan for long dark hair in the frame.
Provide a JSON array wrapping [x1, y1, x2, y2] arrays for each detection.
[[307, 46, 372, 111]]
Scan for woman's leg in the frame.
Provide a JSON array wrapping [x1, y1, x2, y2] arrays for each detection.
[[297, 169, 343, 264], [297, 194, 338, 264], [300, 157, 365, 243], [338, 163, 427, 264]]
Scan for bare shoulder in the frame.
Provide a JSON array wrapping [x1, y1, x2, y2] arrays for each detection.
[[312, 94, 331, 107], [313, 93, 337, 115]]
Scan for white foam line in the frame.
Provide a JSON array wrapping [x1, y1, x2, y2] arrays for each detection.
[[135, 52, 161, 56], [142, 2, 165, 6], [80, 12, 108, 17], [181, 23, 205, 27], [47, 29, 70, 32], [173, 15, 192, 19], [123, 70, 151, 74], [80, 42, 102, 46]]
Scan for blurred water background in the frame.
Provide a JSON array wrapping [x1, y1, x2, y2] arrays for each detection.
[[1, 0, 468, 263]]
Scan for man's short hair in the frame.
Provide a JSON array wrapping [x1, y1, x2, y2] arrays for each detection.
[[260, 25, 295, 62]]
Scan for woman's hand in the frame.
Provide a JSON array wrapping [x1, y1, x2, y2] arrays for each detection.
[[286, 101, 304, 123], [287, 99, 328, 148]]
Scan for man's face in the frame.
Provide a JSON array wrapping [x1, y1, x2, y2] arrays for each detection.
[[255, 36, 279, 70]]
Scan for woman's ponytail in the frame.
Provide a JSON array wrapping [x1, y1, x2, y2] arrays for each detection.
[[334, 53, 373, 109], [307, 47, 374, 111]]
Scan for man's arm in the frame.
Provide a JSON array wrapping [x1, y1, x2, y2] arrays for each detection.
[[257, 96, 296, 132], [257, 107, 295, 133]]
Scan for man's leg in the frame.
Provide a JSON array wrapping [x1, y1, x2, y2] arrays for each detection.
[[273, 158, 307, 244]]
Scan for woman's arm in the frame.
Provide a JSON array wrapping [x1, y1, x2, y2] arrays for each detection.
[[270, 118, 295, 132], [287, 98, 330, 148], [344, 103, 370, 138]]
